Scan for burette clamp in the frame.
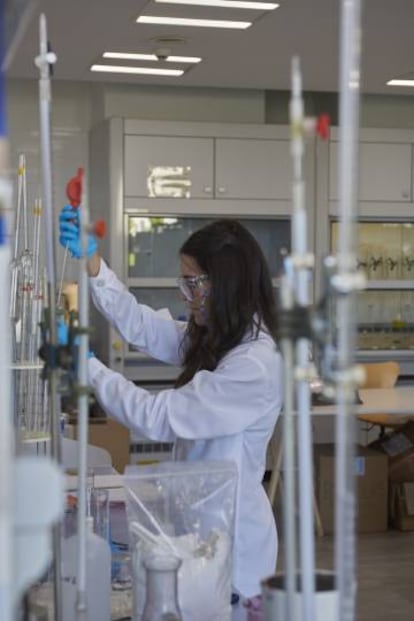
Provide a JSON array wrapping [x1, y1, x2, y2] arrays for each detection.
[[295, 364, 319, 382], [330, 270, 366, 294], [290, 253, 315, 270], [335, 364, 366, 388], [70, 383, 93, 397], [276, 304, 313, 342]]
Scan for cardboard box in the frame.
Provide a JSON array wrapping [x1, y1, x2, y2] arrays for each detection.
[[314, 444, 388, 533], [390, 482, 414, 531], [69, 418, 130, 474], [370, 421, 414, 482]]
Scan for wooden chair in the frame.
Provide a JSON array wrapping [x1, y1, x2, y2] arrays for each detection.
[[358, 361, 413, 438]]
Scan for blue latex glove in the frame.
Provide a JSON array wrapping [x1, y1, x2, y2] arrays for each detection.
[[57, 317, 69, 345], [57, 317, 94, 358], [59, 205, 98, 258]]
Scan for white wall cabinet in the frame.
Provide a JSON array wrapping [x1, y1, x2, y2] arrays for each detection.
[[124, 135, 214, 198], [215, 138, 291, 200], [124, 132, 292, 202], [119, 120, 300, 206], [329, 140, 413, 202]]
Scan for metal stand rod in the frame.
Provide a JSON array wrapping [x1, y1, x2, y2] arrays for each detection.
[[35, 14, 62, 621], [280, 267, 297, 620], [0, 61, 15, 620], [75, 193, 91, 621], [290, 57, 316, 621], [335, 1, 363, 619]]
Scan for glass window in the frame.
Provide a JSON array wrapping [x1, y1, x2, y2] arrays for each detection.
[[331, 221, 414, 280], [127, 287, 188, 356], [127, 216, 291, 278], [129, 287, 189, 323]]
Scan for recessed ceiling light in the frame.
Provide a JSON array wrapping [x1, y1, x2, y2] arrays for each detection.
[[137, 15, 251, 28], [103, 52, 201, 63], [155, 0, 279, 8], [387, 79, 414, 87], [90, 64, 184, 76]]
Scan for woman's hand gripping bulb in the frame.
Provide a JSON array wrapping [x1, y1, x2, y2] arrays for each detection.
[[59, 205, 98, 259]]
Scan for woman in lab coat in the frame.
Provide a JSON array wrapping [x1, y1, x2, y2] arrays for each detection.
[[59, 207, 283, 600]]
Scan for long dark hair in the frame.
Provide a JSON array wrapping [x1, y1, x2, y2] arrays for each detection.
[[175, 219, 278, 387]]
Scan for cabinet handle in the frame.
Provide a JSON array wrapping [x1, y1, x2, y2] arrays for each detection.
[[401, 190, 410, 199], [217, 186, 227, 194], [203, 186, 212, 193]]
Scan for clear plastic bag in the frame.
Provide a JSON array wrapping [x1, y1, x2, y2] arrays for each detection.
[[123, 460, 238, 621]]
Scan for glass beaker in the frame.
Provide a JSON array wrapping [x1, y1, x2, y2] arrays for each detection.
[[90, 487, 110, 542], [141, 553, 182, 621]]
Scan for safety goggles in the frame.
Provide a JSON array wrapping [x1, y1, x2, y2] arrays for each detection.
[[176, 274, 209, 302]]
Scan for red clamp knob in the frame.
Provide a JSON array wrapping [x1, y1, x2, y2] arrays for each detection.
[[316, 114, 330, 141]]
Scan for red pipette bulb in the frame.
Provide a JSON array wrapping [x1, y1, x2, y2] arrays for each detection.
[[66, 167, 84, 208]]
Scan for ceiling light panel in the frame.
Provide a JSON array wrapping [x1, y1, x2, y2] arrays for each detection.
[[387, 79, 414, 87], [90, 64, 184, 76], [155, 0, 279, 9], [103, 52, 201, 63], [137, 15, 251, 28]]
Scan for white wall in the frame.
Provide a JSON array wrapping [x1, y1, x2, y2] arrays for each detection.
[[7, 79, 92, 213], [5, 76, 414, 277], [7, 77, 414, 208], [98, 83, 265, 124], [266, 90, 414, 127], [6, 79, 92, 278], [7, 79, 265, 201], [6, 77, 266, 276]]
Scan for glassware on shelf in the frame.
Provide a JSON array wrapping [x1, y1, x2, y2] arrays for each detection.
[[332, 221, 414, 281], [384, 252, 401, 279], [401, 292, 413, 324], [356, 242, 368, 275], [402, 253, 414, 280], [333, 221, 414, 350], [141, 554, 183, 621], [366, 245, 385, 280]]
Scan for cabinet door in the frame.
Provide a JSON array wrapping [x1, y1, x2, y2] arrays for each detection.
[[329, 142, 413, 202], [124, 135, 214, 198], [215, 138, 291, 200]]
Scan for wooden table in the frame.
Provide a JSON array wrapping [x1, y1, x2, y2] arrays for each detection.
[[311, 386, 414, 417], [267, 386, 414, 530]]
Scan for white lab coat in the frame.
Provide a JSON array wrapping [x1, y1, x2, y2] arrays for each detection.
[[87, 259, 283, 597]]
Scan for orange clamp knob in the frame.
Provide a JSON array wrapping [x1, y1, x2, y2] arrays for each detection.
[[93, 219, 106, 239], [66, 167, 84, 208]]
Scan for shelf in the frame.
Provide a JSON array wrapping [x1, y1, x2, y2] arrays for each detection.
[[365, 280, 414, 290]]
